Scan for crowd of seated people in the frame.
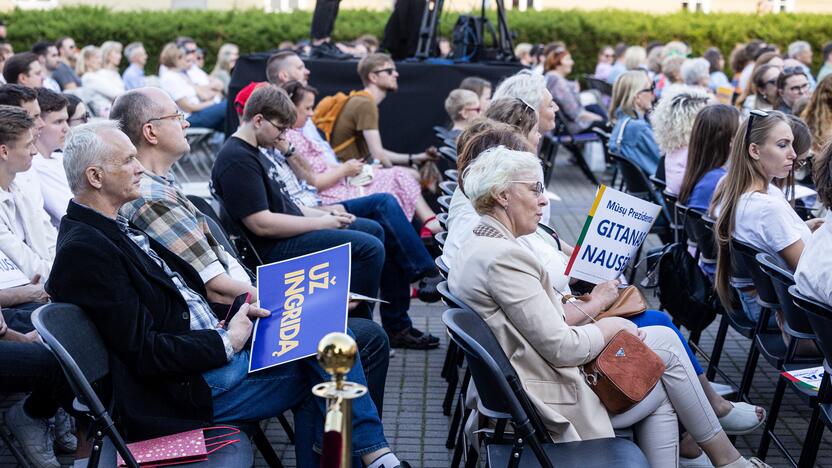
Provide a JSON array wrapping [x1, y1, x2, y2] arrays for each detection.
[[3, 25, 832, 468]]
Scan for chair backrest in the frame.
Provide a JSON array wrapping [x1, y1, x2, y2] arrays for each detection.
[[790, 285, 832, 368], [435, 256, 450, 279], [439, 146, 458, 163], [437, 195, 452, 213], [608, 153, 655, 199], [437, 212, 449, 231], [435, 231, 447, 249], [213, 195, 264, 270], [756, 253, 814, 337], [674, 201, 693, 248], [730, 239, 779, 308], [444, 169, 458, 182], [437, 280, 462, 308], [186, 194, 222, 227], [442, 308, 551, 452], [694, 213, 718, 265], [439, 181, 458, 197], [584, 74, 613, 96]]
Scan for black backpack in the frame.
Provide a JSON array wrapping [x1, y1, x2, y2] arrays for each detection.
[[656, 243, 718, 333]]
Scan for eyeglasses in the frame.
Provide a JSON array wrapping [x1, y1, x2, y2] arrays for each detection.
[[69, 112, 90, 124], [744, 109, 769, 152], [263, 118, 289, 136], [638, 83, 656, 95], [509, 180, 545, 196], [371, 67, 397, 75], [184, 48, 197, 54], [787, 82, 810, 93], [145, 112, 186, 124]]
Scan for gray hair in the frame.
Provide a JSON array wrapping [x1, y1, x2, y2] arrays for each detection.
[[651, 85, 712, 154], [109, 89, 163, 147], [492, 70, 547, 111], [462, 145, 542, 215], [681, 58, 710, 86], [63, 120, 122, 195], [124, 42, 144, 61], [788, 41, 811, 58]]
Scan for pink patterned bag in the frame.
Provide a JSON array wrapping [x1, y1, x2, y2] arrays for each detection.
[[117, 426, 240, 467]]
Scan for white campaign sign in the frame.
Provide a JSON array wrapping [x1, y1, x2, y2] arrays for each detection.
[[564, 185, 662, 284], [0, 250, 30, 289]]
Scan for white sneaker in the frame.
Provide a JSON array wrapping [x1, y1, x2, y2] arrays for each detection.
[[4, 400, 60, 468], [52, 408, 77, 453]]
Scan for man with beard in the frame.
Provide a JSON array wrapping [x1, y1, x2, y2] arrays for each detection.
[[327, 53, 435, 168]]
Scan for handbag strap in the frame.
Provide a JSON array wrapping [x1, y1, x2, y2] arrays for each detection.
[[553, 288, 598, 323], [203, 426, 241, 455]]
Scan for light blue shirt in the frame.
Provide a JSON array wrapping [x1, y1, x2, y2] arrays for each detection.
[[122, 63, 145, 90]]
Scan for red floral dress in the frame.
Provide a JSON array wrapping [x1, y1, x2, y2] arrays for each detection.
[[286, 129, 421, 220]]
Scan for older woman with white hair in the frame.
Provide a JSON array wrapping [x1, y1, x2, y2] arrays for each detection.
[[681, 57, 712, 90], [651, 86, 712, 194], [448, 146, 770, 468], [492, 69, 558, 133]]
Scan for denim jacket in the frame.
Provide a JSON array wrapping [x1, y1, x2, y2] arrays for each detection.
[[609, 109, 661, 176]]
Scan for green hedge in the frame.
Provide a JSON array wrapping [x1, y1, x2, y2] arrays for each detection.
[[5, 7, 832, 77]]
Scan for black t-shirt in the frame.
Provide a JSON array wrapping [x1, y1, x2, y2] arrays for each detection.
[[211, 136, 303, 253]]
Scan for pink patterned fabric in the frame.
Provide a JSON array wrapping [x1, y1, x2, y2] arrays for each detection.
[[286, 129, 420, 220]]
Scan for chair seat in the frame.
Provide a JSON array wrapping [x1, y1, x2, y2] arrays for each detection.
[[486, 437, 648, 467], [820, 402, 832, 428], [724, 309, 756, 339], [755, 332, 821, 370]]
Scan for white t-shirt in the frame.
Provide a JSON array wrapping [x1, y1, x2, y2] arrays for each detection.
[[32, 152, 72, 228], [159, 66, 199, 112], [726, 184, 812, 270], [795, 211, 832, 305], [442, 187, 570, 293]]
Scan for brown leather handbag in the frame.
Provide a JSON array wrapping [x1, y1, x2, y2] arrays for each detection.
[[581, 330, 665, 414], [595, 285, 648, 320]]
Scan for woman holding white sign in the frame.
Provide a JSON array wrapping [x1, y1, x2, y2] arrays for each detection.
[[449, 147, 769, 468]]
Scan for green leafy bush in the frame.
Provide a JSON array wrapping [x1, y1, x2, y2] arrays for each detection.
[[4, 7, 832, 77]]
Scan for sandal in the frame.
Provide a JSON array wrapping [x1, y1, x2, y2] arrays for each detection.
[[716, 457, 771, 468], [419, 216, 440, 238], [680, 452, 713, 468], [718, 402, 766, 435]]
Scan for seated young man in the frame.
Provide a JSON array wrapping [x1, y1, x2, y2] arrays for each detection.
[[0, 105, 56, 284], [110, 87, 392, 411], [47, 121, 409, 468], [325, 53, 435, 167], [212, 85, 438, 349], [32, 87, 72, 227]]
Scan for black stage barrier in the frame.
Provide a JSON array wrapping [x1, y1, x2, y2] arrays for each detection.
[[226, 54, 524, 153]]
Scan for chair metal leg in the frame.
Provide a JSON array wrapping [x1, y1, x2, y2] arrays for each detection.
[[441, 341, 458, 381], [706, 317, 730, 381], [442, 362, 459, 416], [447, 369, 471, 449], [277, 414, 294, 445], [737, 344, 760, 403], [450, 408, 471, 468], [797, 406, 825, 468], [253, 425, 284, 468], [756, 376, 788, 460], [0, 424, 32, 468]]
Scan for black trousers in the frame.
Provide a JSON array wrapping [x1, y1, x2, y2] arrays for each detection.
[[310, 0, 341, 40]]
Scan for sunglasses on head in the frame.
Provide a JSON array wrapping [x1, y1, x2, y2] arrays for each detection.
[[744, 109, 770, 151]]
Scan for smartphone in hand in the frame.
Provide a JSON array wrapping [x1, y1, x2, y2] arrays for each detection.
[[222, 292, 251, 327]]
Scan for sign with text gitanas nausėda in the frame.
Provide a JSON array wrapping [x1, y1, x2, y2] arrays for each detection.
[[564, 185, 661, 284], [249, 243, 351, 372]]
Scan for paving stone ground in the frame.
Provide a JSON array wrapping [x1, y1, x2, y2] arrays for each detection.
[[2, 156, 831, 467]]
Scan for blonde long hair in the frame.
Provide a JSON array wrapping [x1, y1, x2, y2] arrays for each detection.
[[710, 110, 790, 307], [609, 70, 649, 123]]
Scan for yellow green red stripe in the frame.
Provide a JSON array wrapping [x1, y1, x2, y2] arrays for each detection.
[[564, 185, 606, 276]]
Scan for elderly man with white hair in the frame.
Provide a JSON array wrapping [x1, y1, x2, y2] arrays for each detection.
[[788, 40, 817, 90], [47, 121, 412, 468], [121, 42, 147, 90], [492, 69, 558, 133]]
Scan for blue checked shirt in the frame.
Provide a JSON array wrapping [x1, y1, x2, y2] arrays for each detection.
[[116, 215, 234, 360]]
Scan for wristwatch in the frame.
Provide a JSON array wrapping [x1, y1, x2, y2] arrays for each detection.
[[284, 144, 296, 158]]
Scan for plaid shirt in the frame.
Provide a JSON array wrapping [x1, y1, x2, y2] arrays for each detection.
[[259, 147, 321, 207], [116, 215, 233, 360], [121, 171, 229, 284]]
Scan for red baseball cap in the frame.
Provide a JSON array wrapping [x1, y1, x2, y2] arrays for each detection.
[[234, 81, 269, 116]]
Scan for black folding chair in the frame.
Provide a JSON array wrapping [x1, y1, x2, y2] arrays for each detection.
[[442, 308, 649, 468], [755, 254, 821, 464], [549, 113, 601, 186], [186, 194, 222, 227], [32, 304, 286, 468], [584, 75, 613, 96], [790, 286, 832, 468], [213, 195, 264, 272], [444, 169, 459, 182], [437, 212, 449, 231], [435, 231, 448, 249], [440, 181, 458, 197], [440, 146, 458, 164], [438, 195, 453, 213]]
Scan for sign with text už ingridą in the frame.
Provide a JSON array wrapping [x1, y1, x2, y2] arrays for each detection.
[[249, 243, 350, 372], [564, 185, 661, 284]]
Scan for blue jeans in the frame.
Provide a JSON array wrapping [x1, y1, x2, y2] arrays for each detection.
[[203, 327, 388, 465], [737, 288, 778, 328], [629, 309, 704, 375], [348, 317, 389, 415], [260, 223, 384, 322], [342, 194, 436, 333], [186, 101, 227, 132]]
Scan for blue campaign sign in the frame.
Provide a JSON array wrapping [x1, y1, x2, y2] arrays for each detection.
[[249, 243, 351, 372]]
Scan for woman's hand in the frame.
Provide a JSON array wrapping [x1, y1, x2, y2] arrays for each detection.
[[595, 316, 641, 343], [589, 280, 620, 311], [341, 159, 364, 177]]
